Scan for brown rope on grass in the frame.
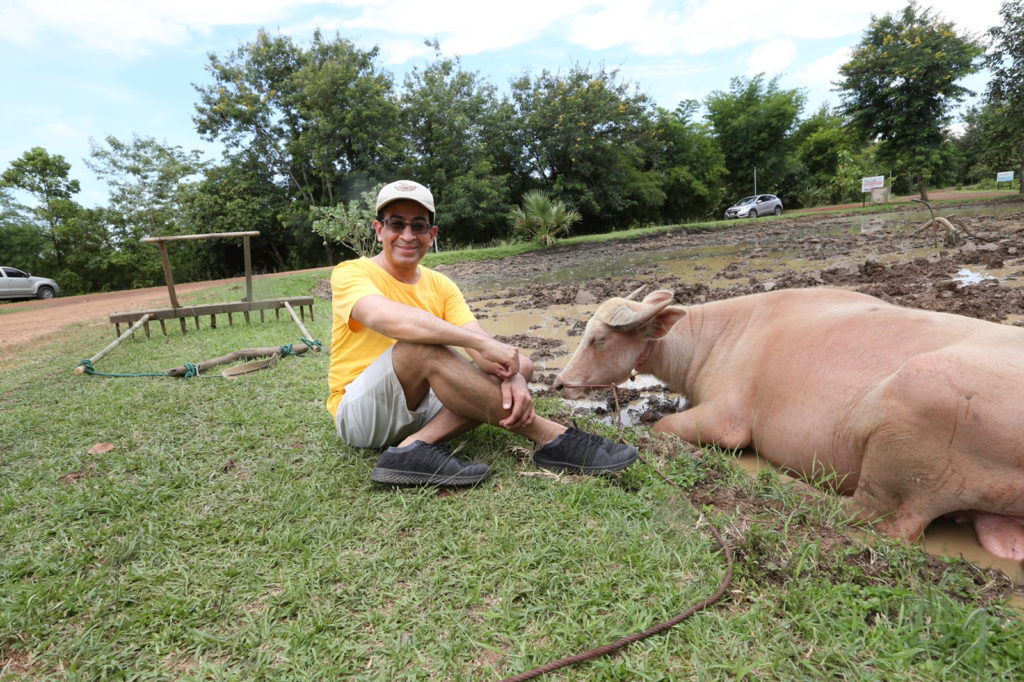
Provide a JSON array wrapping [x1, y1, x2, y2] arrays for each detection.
[[499, 383, 735, 682]]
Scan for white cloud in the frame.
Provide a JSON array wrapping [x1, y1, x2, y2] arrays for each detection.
[[746, 39, 797, 77], [38, 123, 83, 139], [336, 0, 591, 57], [0, 0, 1005, 62], [787, 46, 852, 108], [0, 0, 320, 57]]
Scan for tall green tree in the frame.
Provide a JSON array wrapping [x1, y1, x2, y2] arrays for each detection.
[[704, 74, 806, 204], [183, 156, 294, 278], [651, 101, 727, 221], [1, 147, 82, 271], [192, 29, 400, 264], [508, 65, 663, 232], [792, 106, 874, 205], [86, 134, 207, 240], [836, 2, 983, 200], [982, 0, 1024, 192], [398, 47, 511, 245], [85, 135, 207, 286], [0, 187, 48, 274], [957, 102, 1016, 186]]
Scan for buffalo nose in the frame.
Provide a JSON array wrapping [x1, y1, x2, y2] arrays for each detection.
[[552, 376, 564, 391]]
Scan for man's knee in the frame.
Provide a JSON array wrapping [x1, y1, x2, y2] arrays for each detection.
[[519, 354, 535, 381]]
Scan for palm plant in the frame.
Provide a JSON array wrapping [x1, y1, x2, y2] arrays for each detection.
[[507, 190, 582, 246]]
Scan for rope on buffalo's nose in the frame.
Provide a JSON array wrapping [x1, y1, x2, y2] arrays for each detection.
[[500, 382, 735, 682]]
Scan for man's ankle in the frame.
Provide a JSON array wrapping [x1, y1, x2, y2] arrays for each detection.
[[524, 421, 568, 448]]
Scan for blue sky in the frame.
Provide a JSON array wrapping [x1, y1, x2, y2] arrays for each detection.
[[0, 0, 1005, 206]]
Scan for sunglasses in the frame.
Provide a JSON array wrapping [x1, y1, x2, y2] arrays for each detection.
[[382, 218, 432, 235]]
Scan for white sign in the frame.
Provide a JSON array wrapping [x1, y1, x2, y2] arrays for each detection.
[[861, 175, 885, 192], [997, 171, 1015, 183]]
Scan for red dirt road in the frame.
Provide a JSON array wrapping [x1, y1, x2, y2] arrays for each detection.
[[0, 280, 231, 355], [0, 270, 329, 357]]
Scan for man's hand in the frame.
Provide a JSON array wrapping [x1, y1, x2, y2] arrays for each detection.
[[476, 336, 520, 379], [499, 373, 536, 429]]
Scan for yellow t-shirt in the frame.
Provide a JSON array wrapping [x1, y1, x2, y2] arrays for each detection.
[[326, 257, 477, 417]]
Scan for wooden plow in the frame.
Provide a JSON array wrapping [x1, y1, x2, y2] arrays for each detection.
[[911, 198, 977, 248], [77, 302, 321, 378], [107, 231, 315, 336]]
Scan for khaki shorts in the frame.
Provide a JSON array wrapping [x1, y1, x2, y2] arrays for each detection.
[[335, 346, 444, 448]]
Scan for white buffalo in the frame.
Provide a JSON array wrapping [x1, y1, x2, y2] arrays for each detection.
[[554, 287, 1024, 560]]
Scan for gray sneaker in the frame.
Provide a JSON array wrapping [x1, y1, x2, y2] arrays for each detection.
[[371, 441, 491, 486], [533, 426, 638, 474]]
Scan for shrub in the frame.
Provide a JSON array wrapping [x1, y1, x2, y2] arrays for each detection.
[[507, 190, 581, 246]]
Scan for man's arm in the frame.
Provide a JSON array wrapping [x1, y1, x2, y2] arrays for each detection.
[[462, 321, 537, 429], [351, 294, 519, 378]]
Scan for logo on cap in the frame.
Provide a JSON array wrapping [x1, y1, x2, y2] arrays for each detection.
[[394, 183, 419, 192]]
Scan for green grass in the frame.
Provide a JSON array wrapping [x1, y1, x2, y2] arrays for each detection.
[[3, 272, 1024, 680]]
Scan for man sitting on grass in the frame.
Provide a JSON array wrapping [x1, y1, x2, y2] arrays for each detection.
[[327, 180, 637, 486]]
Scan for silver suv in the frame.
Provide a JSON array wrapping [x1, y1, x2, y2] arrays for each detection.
[[0, 266, 60, 300], [724, 194, 783, 219]]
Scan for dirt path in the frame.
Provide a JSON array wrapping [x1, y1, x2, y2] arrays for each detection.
[[0, 270, 328, 356]]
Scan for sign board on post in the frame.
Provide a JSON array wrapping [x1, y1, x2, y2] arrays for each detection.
[[997, 171, 1015, 183], [861, 175, 885, 193]]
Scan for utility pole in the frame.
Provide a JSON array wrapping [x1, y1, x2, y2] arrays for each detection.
[[753, 166, 757, 195]]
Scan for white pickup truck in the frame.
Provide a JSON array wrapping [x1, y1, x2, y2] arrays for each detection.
[[0, 266, 60, 300]]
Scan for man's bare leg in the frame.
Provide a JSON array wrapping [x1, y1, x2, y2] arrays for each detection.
[[391, 342, 566, 447]]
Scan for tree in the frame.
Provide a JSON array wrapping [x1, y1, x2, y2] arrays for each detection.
[[651, 101, 727, 221], [792, 106, 874, 205], [84, 135, 208, 286], [507, 190, 581, 246], [0, 187, 48, 274], [837, 2, 983, 200], [983, 0, 1024, 192], [86, 134, 207, 241], [397, 46, 511, 245], [704, 74, 806, 204], [508, 65, 663, 232], [182, 156, 293, 277], [1, 147, 82, 271], [193, 29, 400, 264]]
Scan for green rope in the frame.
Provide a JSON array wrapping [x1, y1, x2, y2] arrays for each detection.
[[76, 338, 323, 379], [76, 359, 170, 378]]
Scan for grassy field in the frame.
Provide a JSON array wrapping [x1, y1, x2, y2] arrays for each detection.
[[3, 269, 1024, 680]]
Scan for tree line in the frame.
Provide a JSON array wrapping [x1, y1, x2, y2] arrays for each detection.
[[2, 1, 1022, 296]]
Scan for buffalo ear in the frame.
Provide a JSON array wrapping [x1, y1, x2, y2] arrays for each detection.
[[645, 306, 687, 339], [604, 298, 674, 331]]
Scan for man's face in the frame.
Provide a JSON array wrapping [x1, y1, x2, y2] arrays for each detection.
[[374, 199, 436, 269]]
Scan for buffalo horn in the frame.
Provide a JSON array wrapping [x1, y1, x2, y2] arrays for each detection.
[[624, 285, 647, 300]]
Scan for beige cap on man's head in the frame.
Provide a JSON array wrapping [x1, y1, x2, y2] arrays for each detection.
[[376, 180, 435, 216]]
